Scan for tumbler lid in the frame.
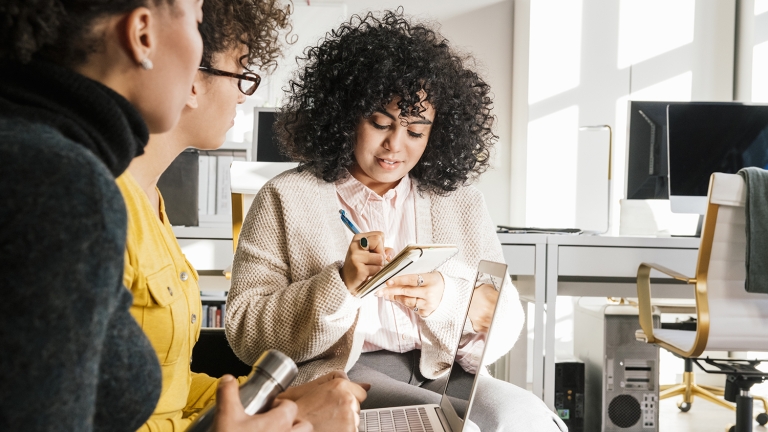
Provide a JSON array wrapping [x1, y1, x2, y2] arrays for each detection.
[[254, 350, 298, 390]]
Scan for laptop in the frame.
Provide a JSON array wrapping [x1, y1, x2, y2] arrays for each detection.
[[359, 260, 509, 432]]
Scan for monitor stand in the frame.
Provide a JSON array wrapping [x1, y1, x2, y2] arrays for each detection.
[[671, 214, 704, 238]]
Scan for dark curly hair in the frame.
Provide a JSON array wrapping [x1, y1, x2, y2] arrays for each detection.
[[0, 0, 175, 66], [277, 8, 496, 195], [199, 0, 292, 71]]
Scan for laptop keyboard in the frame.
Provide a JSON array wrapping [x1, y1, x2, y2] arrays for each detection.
[[359, 406, 435, 432]]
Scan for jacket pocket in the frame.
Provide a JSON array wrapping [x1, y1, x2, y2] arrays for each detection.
[[145, 264, 187, 365]]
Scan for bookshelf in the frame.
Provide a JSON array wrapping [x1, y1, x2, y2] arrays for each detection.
[[169, 142, 245, 301], [200, 290, 228, 328]]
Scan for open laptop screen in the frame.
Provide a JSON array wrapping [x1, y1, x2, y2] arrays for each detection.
[[443, 260, 507, 422]]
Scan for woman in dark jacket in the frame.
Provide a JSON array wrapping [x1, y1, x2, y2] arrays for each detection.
[[0, 1, 204, 430]]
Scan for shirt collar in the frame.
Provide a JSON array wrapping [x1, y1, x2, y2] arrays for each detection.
[[336, 171, 412, 215]]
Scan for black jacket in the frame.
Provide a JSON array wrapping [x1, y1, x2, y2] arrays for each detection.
[[0, 59, 161, 431]]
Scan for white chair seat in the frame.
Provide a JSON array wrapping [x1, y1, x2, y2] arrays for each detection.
[[636, 328, 696, 353]]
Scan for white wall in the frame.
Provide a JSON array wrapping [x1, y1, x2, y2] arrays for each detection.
[[755, 2, 768, 101], [514, 0, 736, 233], [742, 0, 768, 102], [440, 2, 514, 227]]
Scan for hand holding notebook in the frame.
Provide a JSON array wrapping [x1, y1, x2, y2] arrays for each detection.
[[352, 244, 458, 298], [338, 209, 458, 298]]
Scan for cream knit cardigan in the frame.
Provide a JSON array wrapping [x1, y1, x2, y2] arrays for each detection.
[[226, 169, 524, 385]]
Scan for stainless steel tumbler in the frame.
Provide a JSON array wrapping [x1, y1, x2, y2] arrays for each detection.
[[187, 349, 298, 431]]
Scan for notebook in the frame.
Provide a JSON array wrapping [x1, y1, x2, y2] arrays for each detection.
[[353, 244, 459, 298], [358, 260, 508, 432]]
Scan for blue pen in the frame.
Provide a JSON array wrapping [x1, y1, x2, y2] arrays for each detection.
[[339, 209, 361, 234]]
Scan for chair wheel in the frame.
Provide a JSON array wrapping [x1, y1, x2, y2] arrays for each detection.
[[678, 402, 692, 412], [757, 412, 768, 425]]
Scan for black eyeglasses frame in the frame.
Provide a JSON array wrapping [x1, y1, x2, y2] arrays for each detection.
[[198, 66, 261, 96]]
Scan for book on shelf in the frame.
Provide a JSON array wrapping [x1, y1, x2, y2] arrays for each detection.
[[202, 304, 228, 328], [162, 148, 249, 227], [206, 155, 217, 215], [198, 155, 209, 215], [195, 150, 247, 220], [216, 155, 234, 215]]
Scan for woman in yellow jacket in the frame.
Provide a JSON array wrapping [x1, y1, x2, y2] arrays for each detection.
[[117, 0, 369, 431]]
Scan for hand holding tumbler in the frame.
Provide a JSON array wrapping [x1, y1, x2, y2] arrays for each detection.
[[187, 349, 298, 432]]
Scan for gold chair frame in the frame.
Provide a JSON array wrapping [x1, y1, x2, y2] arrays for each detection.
[[223, 192, 246, 280], [636, 179, 768, 415]]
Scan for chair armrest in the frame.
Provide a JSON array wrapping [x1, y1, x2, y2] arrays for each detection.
[[636, 262, 695, 344], [640, 263, 696, 283]]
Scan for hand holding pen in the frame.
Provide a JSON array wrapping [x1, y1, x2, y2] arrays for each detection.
[[338, 210, 393, 294]]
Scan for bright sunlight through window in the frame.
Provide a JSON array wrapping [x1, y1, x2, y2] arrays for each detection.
[[528, 0, 583, 104], [617, 0, 695, 69], [526, 106, 579, 227]]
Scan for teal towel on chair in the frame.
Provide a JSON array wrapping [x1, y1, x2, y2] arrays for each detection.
[[738, 167, 768, 294]]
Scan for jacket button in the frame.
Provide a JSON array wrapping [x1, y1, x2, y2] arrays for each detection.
[[191, 314, 197, 324], [167, 287, 173, 296], [180, 271, 189, 281]]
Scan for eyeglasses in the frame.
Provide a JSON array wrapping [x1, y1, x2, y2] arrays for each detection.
[[198, 66, 261, 95]]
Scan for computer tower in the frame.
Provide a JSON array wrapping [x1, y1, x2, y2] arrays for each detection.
[[574, 299, 660, 432], [555, 358, 585, 432]]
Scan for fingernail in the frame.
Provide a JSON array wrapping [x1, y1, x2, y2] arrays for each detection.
[[386, 280, 393, 286], [376, 291, 382, 297], [220, 375, 234, 383]]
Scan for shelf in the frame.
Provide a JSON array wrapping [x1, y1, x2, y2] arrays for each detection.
[[173, 225, 232, 239], [219, 141, 251, 151]]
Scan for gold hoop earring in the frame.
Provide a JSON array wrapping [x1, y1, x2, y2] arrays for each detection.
[[140, 58, 154, 70]]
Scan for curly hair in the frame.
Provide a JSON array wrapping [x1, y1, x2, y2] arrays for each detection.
[[276, 8, 496, 195], [199, 0, 292, 71], [0, 0, 175, 65]]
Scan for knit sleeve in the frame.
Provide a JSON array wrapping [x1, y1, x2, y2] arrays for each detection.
[[0, 129, 160, 431], [226, 182, 363, 366], [417, 188, 524, 377]]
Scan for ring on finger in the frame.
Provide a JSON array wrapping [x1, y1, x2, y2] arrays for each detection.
[[416, 274, 424, 287], [359, 237, 369, 249], [412, 297, 420, 312]]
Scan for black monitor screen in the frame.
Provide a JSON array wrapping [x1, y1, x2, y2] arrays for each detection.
[[626, 101, 676, 200], [667, 103, 768, 197], [254, 110, 292, 162]]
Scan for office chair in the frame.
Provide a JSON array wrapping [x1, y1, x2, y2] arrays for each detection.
[[635, 173, 768, 432], [226, 161, 298, 278]]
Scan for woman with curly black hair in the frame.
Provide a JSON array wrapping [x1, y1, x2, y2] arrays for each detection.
[[227, 9, 565, 432]]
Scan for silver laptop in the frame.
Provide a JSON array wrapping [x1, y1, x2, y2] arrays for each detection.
[[359, 260, 509, 432]]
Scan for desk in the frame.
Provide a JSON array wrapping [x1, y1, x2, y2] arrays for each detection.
[[180, 231, 701, 409], [498, 234, 701, 410]]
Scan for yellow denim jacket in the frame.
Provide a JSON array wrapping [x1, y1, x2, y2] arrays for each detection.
[[117, 172, 221, 431]]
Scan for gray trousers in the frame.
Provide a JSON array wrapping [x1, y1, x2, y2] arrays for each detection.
[[348, 350, 567, 432]]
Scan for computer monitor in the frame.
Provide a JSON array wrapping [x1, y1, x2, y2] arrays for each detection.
[[625, 101, 682, 200], [667, 102, 768, 214], [252, 106, 292, 162]]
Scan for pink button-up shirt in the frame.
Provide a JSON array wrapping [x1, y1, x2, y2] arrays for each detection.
[[336, 173, 485, 373]]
